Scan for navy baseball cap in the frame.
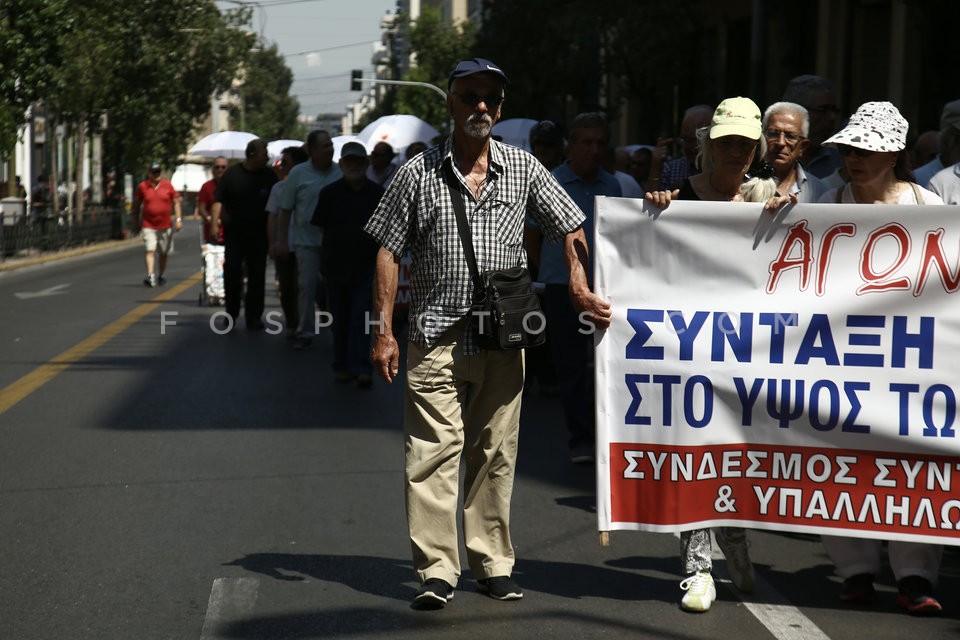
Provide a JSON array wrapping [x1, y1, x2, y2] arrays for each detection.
[[339, 141, 368, 160], [448, 58, 509, 90]]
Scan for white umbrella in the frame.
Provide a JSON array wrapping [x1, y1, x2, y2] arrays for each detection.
[[267, 138, 304, 162], [621, 144, 655, 154], [171, 163, 210, 193], [357, 115, 439, 159], [188, 131, 258, 159], [332, 134, 361, 162], [492, 118, 539, 152]]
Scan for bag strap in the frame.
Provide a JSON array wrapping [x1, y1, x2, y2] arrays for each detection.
[[910, 182, 924, 205], [835, 184, 845, 204], [444, 163, 485, 300]]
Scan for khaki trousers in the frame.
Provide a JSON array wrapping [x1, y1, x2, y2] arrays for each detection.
[[821, 535, 942, 584], [404, 326, 525, 587]]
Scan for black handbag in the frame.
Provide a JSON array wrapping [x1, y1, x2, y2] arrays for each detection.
[[446, 166, 546, 350]]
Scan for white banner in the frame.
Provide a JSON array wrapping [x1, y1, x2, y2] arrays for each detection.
[[594, 197, 960, 546]]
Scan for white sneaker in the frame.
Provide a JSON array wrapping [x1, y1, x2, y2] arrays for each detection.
[[715, 528, 755, 593], [680, 571, 716, 612]]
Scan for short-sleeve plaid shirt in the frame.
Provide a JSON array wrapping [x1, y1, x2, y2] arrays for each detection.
[[364, 137, 586, 353]]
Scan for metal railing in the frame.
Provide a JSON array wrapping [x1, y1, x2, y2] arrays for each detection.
[[0, 207, 127, 261]]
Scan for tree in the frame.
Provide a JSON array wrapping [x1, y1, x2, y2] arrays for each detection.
[[229, 43, 303, 141], [387, 7, 475, 134], [0, 0, 68, 153], [101, 0, 255, 174], [0, 1, 257, 177], [472, 0, 604, 124], [44, 1, 153, 212], [472, 0, 702, 138], [599, 0, 702, 141]]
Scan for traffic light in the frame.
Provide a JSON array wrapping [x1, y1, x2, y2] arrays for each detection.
[[350, 70, 363, 91]]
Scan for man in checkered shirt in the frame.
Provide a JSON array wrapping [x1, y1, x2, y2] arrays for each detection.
[[364, 58, 611, 610]]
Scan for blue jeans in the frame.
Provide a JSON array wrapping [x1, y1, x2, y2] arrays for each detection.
[[327, 281, 373, 376]]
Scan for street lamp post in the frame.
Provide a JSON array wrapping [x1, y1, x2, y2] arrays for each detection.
[[353, 76, 447, 101], [349, 72, 451, 133]]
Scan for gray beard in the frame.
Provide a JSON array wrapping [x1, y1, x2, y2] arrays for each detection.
[[464, 114, 493, 139]]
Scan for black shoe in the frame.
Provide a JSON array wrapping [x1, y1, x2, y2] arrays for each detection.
[[412, 578, 454, 610], [157, 275, 167, 286], [569, 442, 595, 464], [477, 576, 523, 601], [293, 337, 312, 351], [839, 573, 876, 604], [897, 576, 942, 616]]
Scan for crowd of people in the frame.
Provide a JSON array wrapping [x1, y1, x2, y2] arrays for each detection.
[[644, 93, 949, 615], [132, 55, 958, 616]]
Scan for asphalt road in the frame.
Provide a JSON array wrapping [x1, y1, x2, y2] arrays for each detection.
[[0, 221, 958, 639]]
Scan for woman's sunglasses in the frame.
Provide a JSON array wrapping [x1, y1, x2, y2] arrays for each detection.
[[837, 144, 875, 158]]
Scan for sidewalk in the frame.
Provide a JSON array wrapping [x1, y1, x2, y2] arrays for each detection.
[[0, 237, 140, 273]]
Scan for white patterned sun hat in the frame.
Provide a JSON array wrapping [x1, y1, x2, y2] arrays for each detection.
[[823, 101, 908, 152]]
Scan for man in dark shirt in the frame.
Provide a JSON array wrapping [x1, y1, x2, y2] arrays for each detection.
[[211, 139, 278, 331], [311, 141, 384, 387]]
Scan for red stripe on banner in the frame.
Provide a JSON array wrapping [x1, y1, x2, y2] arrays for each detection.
[[609, 443, 960, 540]]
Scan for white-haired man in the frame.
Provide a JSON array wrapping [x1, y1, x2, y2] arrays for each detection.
[[763, 101, 827, 203], [365, 57, 611, 610]]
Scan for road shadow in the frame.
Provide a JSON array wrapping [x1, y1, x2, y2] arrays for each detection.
[[224, 551, 677, 604], [91, 297, 598, 492], [96, 314, 408, 431], [219, 607, 702, 640], [217, 552, 741, 640], [223, 552, 413, 601], [758, 559, 960, 621]]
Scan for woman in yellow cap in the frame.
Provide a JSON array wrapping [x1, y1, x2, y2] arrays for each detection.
[[645, 96, 777, 613]]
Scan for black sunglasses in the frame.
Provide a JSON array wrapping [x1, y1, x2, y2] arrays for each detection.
[[453, 92, 504, 109], [837, 144, 875, 158]]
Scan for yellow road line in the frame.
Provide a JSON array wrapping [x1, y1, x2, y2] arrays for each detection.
[[0, 273, 201, 416]]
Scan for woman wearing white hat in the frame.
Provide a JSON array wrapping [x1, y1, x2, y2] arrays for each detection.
[[818, 101, 944, 615], [646, 96, 778, 613], [820, 101, 943, 205]]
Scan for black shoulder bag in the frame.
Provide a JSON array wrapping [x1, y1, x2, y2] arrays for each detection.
[[445, 165, 546, 350]]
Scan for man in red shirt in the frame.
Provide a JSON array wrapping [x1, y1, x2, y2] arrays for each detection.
[[197, 156, 227, 244], [133, 161, 183, 287]]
